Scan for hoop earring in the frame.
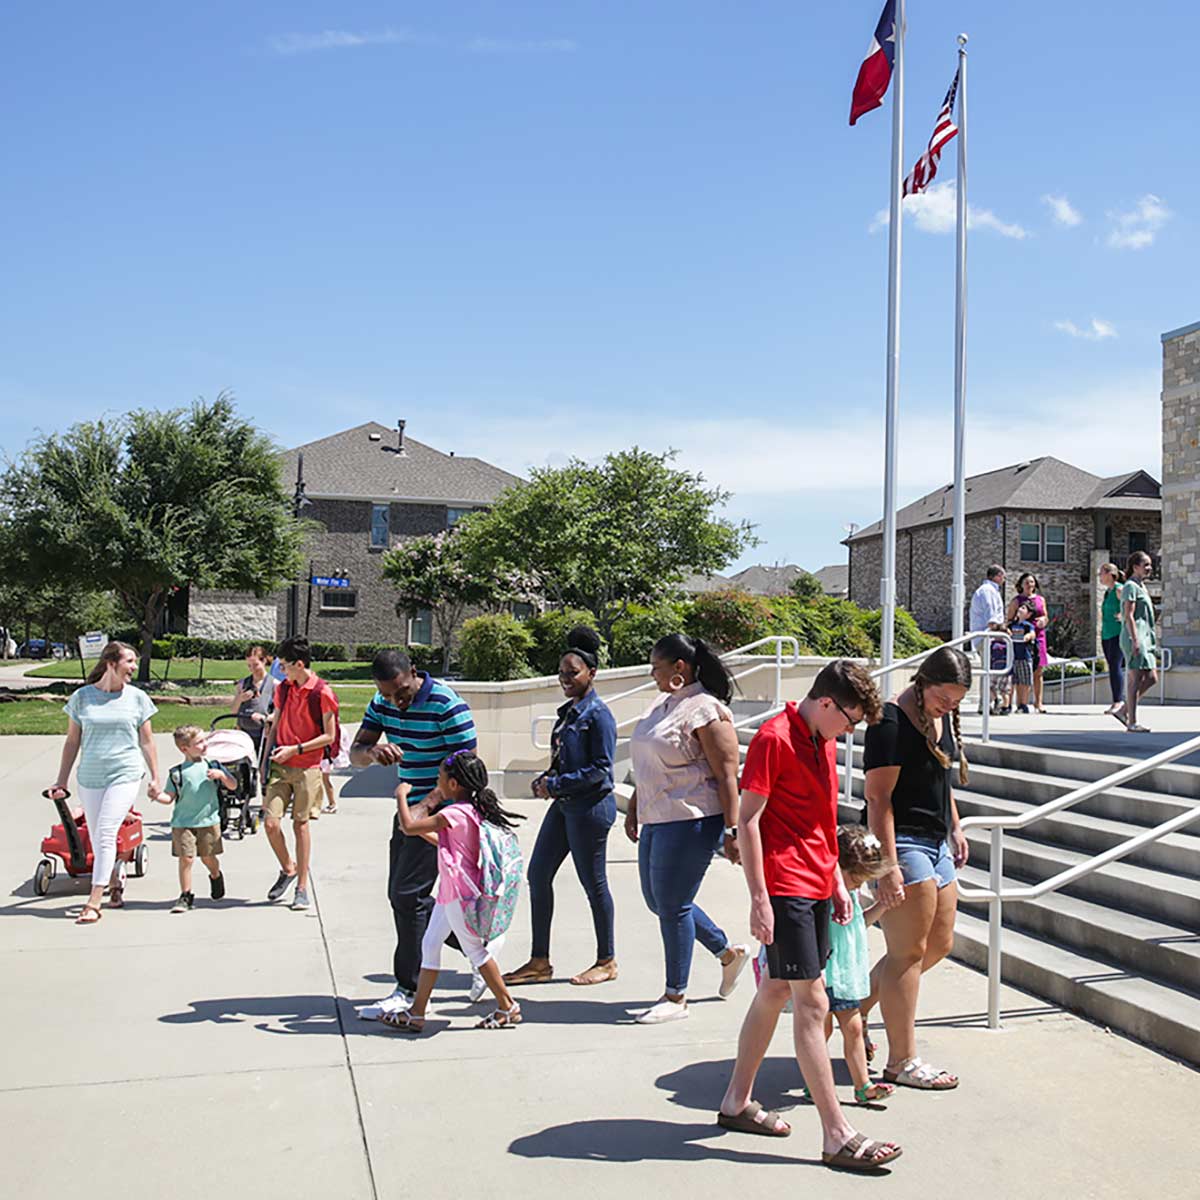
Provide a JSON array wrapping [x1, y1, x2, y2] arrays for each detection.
[[669, 673, 687, 691]]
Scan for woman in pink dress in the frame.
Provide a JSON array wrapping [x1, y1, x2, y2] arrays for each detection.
[[1007, 573, 1049, 712]]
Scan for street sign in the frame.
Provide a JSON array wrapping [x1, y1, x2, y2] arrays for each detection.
[[78, 630, 108, 658], [311, 576, 351, 588]]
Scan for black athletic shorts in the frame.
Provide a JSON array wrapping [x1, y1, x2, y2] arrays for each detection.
[[764, 895, 832, 981]]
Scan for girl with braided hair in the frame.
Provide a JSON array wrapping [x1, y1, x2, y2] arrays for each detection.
[[387, 751, 525, 1032], [858, 646, 971, 1091]]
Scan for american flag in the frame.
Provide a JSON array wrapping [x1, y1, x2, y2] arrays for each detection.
[[903, 70, 960, 196]]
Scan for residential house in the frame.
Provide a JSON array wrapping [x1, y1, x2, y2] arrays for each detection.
[[188, 421, 521, 649], [683, 562, 848, 599], [844, 457, 1162, 653]]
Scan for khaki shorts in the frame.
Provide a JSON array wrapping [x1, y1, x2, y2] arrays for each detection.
[[263, 764, 323, 822], [172, 825, 224, 858]]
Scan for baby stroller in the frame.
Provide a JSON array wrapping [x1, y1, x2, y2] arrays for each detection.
[[205, 714, 265, 839], [34, 789, 147, 896]]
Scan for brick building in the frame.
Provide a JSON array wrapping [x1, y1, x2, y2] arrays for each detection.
[[845, 457, 1162, 653], [1161, 320, 1200, 669], [189, 421, 521, 649]]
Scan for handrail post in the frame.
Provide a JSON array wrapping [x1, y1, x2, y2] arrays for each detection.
[[842, 731, 854, 809], [774, 638, 783, 713], [1090, 658, 1096, 705], [981, 633, 991, 745], [988, 826, 1003, 1030]]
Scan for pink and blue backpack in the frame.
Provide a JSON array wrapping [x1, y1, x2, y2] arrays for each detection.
[[463, 821, 525, 942]]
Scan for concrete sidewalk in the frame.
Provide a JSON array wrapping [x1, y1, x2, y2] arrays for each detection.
[[2, 734, 1190, 1199]]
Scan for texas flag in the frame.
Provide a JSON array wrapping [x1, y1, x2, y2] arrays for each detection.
[[849, 1, 897, 126]]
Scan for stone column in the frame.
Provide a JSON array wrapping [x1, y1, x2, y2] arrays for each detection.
[[1161, 321, 1200, 669]]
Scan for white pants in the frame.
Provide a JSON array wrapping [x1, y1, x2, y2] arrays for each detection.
[[421, 899, 500, 972], [77, 781, 141, 887]]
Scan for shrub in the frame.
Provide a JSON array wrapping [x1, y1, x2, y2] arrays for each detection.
[[789, 570, 824, 603], [355, 643, 391, 661], [859, 606, 941, 659], [151, 639, 174, 660], [307, 641, 349, 662], [460, 614, 535, 681], [611, 599, 692, 667], [525, 608, 604, 676], [407, 644, 447, 675], [1046, 607, 1083, 659], [685, 588, 774, 652]]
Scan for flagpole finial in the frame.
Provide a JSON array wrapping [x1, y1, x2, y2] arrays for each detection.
[[958, 33, 969, 49]]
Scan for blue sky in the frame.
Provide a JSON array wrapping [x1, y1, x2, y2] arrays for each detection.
[[2, 2, 1193, 574]]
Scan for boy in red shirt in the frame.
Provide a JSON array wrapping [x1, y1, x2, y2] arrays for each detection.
[[263, 637, 339, 911], [718, 660, 903, 1173]]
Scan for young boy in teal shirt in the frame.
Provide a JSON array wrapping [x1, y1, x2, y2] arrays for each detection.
[[155, 725, 236, 912]]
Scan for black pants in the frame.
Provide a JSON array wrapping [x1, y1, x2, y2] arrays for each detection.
[[1102, 635, 1125, 705], [387, 823, 460, 994]]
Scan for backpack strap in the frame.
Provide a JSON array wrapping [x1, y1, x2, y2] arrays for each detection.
[[169, 764, 184, 795]]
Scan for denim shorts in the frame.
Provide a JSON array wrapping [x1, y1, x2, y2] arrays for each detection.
[[894, 834, 956, 889], [825, 985, 862, 1013]]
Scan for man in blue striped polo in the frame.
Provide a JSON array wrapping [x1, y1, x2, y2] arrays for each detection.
[[350, 649, 478, 1019]]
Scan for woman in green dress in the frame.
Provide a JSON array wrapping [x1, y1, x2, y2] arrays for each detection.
[[1117, 550, 1158, 733]]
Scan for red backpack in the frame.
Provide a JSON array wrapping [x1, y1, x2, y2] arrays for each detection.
[[275, 675, 342, 763]]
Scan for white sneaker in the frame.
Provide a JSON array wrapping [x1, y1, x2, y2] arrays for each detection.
[[635, 999, 689, 1025], [357, 989, 412, 1021], [719, 944, 751, 999], [468, 970, 488, 1003]]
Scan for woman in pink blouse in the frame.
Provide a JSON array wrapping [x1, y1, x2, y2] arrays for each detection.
[[1006, 573, 1049, 712], [625, 634, 750, 1025]]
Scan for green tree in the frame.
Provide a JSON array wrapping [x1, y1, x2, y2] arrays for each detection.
[[1, 395, 306, 681], [789, 570, 824, 604], [466, 448, 754, 643], [380, 528, 513, 674], [685, 588, 774, 651]]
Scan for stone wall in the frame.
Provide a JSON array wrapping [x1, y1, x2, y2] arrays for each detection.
[[1162, 323, 1200, 666], [189, 592, 277, 640]]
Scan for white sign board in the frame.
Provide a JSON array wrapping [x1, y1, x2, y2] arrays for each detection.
[[78, 631, 109, 659]]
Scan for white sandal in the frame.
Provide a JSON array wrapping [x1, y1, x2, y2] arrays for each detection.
[[882, 1056, 958, 1090]]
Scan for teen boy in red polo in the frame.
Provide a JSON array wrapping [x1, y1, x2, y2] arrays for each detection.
[[717, 660, 903, 1173], [262, 637, 339, 911]]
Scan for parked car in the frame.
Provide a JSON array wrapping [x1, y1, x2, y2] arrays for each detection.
[[19, 639, 67, 660]]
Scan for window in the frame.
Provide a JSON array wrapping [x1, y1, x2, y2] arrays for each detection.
[[320, 589, 357, 612], [446, 507, 474, 528], [1129, 530, 1149, 554], [408, 608, 433, 644], [371, 504, 390, 549], [1044, 524, 1066, 563], [1019, 523, 1041, 561], [944, 525, 953, 556]]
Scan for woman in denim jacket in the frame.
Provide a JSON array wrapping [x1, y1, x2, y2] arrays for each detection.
[[504, 627, 619, 986]]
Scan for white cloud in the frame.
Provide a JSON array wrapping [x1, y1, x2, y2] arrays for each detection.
[[1042, 194, 1082, 227], [1106, 194, 1171, 250], [870, 182, 1029, 239], [267, 29, 429, 55], [467, 37, 576, 54], [1054, 318, 1117, 341]]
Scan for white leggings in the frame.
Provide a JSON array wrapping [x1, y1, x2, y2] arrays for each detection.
[[77, 781, 141, 887], [421, 900, 500, 972]]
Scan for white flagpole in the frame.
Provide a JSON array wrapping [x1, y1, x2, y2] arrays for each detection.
[[880, 0, 905, 668], [950, 34, 969, 641]]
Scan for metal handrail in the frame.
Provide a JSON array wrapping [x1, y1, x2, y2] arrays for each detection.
[[1047, 646, 1173, 706], [957, 731, 1200, 1029], [530, 635, 801, 751], [840, 630, 1014, 808]]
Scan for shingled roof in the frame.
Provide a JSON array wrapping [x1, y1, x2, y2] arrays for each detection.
[[846, 457, 1161, 542], [279, 422, 522, 505]]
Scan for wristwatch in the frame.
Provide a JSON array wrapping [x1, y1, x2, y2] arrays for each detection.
[[724, 826, 738, 839]]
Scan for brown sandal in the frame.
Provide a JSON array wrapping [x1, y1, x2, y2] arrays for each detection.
[[716, 1101, 791, 1137], [503, 962, 553, 985], [75, 904, 102, 925], [822, 1132, 902, 1172], [570, 960, 618, 986]]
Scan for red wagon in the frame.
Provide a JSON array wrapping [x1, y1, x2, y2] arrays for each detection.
[[34, 789, 148, 896]]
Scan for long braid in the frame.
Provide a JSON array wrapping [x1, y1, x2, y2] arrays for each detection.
[[445, 751, 525, 832], [911, 677, 951, 770], [950, 707, 969, 786]]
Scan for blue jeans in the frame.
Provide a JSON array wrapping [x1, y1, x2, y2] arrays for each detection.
[[638, 815, 729, 994], [528, 795, 617, 961], [1102, 636, 1125, 706]]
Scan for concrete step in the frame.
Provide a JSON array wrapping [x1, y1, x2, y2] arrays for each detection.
[[957, 864, 1200, 995], [952, 905, 1200, 1066], [963, 827, 1200, 931]]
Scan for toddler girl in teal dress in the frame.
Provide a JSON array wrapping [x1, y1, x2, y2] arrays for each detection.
[[812, 826, 896, 1104]]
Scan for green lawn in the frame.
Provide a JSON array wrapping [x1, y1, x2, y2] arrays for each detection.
[[26, 657, 377, 683], [0, 690, 369, 735]]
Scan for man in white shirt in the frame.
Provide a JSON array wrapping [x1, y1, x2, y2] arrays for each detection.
[[969, 565, 1007, 712]]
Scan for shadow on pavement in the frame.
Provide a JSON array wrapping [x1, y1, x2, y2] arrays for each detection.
[[160, 994, 344, 1035], [507, 1118, 816, 1168], [655, 1056, 852, 1112]]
